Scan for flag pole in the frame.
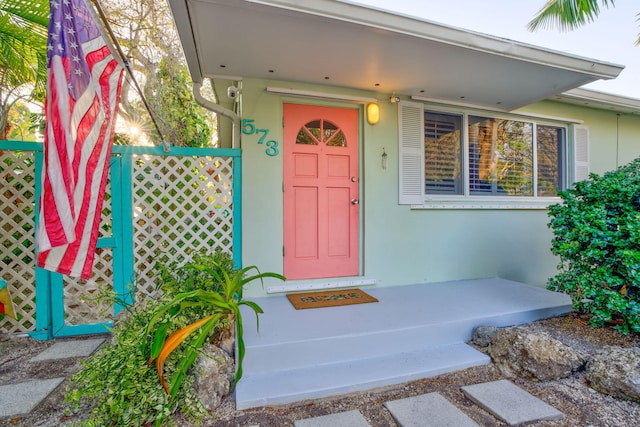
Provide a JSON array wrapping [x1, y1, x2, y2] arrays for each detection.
[[88, 0, 170, 152]]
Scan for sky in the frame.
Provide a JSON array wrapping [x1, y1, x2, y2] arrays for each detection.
[[355, 0, 640, 99]]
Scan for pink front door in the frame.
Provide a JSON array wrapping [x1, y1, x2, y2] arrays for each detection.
[[283, 104, 359, 280]]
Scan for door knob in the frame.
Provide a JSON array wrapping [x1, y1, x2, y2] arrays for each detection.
[[351, 199, 359, 205]]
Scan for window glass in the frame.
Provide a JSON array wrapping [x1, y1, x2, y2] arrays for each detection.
[[537, 125, 565, 196], [411, 105, 568, 204], [424, 112, 462, 194], [296, 119, 346, 147], [468, 116, 533, 196]]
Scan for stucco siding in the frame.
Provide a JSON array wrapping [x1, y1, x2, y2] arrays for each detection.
[[240, 79, 640, 297]]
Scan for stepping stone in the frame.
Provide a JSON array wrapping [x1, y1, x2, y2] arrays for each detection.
[[29, 338, 105, 362], [385, 392, 479, 427], [461, 380, 563, 426], [0, 378, 65, 417], [294, 410, 370, 427]]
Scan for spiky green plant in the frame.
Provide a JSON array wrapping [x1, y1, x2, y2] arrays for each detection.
[[146, 264, 285, 405]]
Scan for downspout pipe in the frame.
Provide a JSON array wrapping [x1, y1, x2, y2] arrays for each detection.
[[193, 82, 241, 148]]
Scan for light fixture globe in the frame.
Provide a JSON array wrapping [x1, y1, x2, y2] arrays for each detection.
[[366, 103, 380, 125]]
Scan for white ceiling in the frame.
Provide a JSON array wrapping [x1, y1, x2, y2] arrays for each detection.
[[168, 0, 623, 112]]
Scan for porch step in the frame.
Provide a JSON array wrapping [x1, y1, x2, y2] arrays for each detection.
[[236, 343, 489, 409], [241, 318, 477, 375], [235, 278, 572, 409]]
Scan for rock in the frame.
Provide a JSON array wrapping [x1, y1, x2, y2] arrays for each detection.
[[192, 343, 235, 411], [488, 327, 585, 381], [471, 326, 498, 347], [585, 346, 640, 403]]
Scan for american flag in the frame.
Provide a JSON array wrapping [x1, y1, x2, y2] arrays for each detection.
[[36, 0, 124, 279]]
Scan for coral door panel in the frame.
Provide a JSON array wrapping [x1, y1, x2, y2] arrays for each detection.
[[284, 104, 359, 279]]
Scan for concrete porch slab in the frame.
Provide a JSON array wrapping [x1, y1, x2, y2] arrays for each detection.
[[241, 278, 571, 347], [237, 278, 571, 409], [461, 379, 564, 425], [384, 392, 480, 427], [0, 378, 65, 417]]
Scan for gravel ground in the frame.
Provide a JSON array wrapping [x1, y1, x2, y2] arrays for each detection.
[[1, 313, 639, 426]]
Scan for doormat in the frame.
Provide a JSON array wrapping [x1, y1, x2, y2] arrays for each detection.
[[286, 288, 378, 310]]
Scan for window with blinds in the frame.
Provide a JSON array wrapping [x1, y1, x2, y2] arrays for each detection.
[[468, 116, 533, 196], [537, 125, 565, 197], [402, 102, 573, 205], [425, 112, 462, 195]]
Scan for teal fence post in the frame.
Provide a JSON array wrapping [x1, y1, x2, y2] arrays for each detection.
[[30, 268, 53, 340], [233, 150, 242, 269], [30, 146, 51, 340], [114, 153, 135, 312]]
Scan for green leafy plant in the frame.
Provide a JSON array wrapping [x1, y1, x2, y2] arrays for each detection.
[[147, 264, 285, 404], [157, 249, 234, 295], [65, 251, 284, 426], [547, 158, 640, 334], [65, 298, 206, 426]]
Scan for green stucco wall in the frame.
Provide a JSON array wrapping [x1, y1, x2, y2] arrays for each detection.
[[239, 78, 640, 297]]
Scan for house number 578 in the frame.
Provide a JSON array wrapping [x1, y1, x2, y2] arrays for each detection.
[[242, 119, 279, 157]]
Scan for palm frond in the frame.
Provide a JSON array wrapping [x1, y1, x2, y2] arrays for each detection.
[[0, 0, 49, 28], [528, 0, 615, 32], [0, 0, 48, 99]]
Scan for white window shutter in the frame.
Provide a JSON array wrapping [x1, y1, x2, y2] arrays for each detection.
[[573, 125, 590, 183], [398, 101, 425, 204]]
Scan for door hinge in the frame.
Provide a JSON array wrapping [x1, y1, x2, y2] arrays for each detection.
[[282, 246, 285, 256]]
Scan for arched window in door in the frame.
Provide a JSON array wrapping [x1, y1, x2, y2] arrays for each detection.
[[296, 119, 347, 147]]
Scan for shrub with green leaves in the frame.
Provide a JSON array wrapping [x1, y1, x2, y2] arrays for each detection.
[[65, 297, 207, 426], [64, 250, 281, 426], [547, 158, 640, 334], [157, 249, 235, 295]]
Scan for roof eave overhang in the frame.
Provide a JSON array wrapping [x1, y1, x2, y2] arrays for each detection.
[[256, 0, 622, 77], [552, 88, 640, 115], [168, 0, 624, 111]]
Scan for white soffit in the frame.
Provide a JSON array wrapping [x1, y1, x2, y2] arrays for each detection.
[[168, 0, 624, 111]]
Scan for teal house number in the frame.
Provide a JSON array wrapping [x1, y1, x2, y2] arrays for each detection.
[[242, 119, 280, 157]]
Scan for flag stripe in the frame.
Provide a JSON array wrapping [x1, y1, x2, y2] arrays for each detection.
[[37, 58, 77, 251], [37, 0, 124, 279]]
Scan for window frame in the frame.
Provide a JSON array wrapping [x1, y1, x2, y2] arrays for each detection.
[[399, 101, 578, 209]]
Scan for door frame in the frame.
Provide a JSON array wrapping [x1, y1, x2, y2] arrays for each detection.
[[282, 102, 363, 280]]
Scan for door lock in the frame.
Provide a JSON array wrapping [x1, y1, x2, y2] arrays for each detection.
[[351, 199, 359, 205]]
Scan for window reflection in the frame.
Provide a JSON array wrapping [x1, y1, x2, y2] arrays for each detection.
[[468, 116, 533, 196], [296, 119, 347, 147]]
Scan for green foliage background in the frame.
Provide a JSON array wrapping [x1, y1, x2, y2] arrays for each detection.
[[148, 58, 213, 148]]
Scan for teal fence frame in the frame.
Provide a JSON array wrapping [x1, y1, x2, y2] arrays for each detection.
[[0, 141, 242, 340]]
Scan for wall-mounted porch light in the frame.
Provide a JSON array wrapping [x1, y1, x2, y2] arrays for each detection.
[[366, 103, 380, 125]]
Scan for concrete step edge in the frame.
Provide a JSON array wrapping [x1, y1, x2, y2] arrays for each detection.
[[236, 343, 490, 409]]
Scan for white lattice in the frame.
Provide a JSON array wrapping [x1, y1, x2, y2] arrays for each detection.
[[1, 148, 236, 335], [63, 184, 114, 326], [0, 150, 37, 333], [132, 155, 235, 299]]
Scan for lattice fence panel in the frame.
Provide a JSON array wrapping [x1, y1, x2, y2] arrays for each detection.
[[0, 150, 37, 334], [62, 184, 114, 326], [132, 155, 234, 300]]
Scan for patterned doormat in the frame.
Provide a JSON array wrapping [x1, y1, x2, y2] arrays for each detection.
[[286, 288, 378, 310]]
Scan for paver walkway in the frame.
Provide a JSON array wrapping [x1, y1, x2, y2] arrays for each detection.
[[0, 338, 104, 419], [1, 338, 564, 426], [294, 381, 563, 426]]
